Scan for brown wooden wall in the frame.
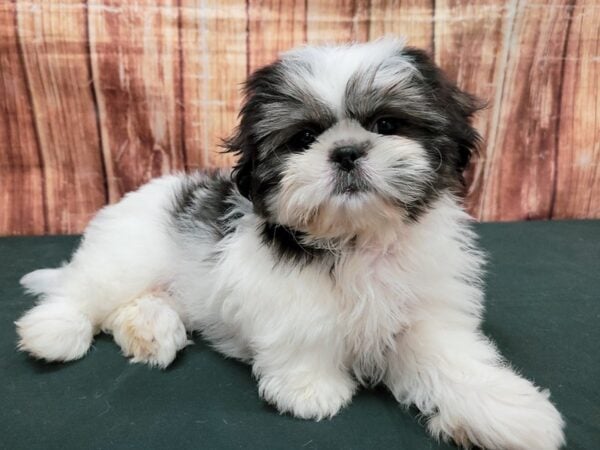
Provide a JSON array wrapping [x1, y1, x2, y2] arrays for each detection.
[[1, 0, 598, 235]]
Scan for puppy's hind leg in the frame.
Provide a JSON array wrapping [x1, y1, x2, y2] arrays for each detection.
[[102, 294, 191, 368], [15, 285, 95, 362], [16, 175, 185, 364]]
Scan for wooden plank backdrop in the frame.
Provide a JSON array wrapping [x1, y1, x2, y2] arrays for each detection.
[[0, 0, 598, 235]]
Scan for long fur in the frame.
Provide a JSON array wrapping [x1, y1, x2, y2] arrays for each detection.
[[15, 39, 564, 449]]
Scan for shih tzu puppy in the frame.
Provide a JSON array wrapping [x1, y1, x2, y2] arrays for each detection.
[[16, 38, 564, 449]]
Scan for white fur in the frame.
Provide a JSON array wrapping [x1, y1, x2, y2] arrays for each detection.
[[280, 38, 417, 116], [102, 294, 191, 368], [16, 300, 93, 361]]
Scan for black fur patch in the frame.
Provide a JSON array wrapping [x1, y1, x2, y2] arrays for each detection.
[[260, 222, 330, 267], [171, 171, 334, 267], [171, 172, 245, 240], [401, 47, 483, 179]]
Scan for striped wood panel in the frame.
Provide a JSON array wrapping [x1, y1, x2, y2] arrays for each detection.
[[0, 0, 598, 235]]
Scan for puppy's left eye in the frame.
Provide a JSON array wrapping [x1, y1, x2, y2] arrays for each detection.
[[288, 130, 317, 151], [373, 117, 405, 136]]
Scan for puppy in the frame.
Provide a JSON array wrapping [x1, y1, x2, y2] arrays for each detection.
[[16, 39, 564, 449]]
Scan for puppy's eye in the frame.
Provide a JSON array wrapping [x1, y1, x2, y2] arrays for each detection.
[[373, 117, 404, 135], [288, 130, 317, 151]]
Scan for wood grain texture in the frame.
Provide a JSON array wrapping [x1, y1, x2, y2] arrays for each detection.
[[434, 0, 509, 220], [0, 1, 45, 235], [88, 0, 185, 202], [180, 0, 246, 169], [248, 0, 306, 73], [553, 1, 600, 218], [15, 0, 106, 234], [474, 0, 573, 221], [306, 0, 370, 43], [0, 0, 599, 235], [368, 0, 433, 52]]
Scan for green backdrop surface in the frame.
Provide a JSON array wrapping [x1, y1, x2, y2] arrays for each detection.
[[1, 221, 599, 449]]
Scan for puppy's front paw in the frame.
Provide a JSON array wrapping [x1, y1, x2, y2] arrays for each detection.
[[258, 370, 356, 421], [428, 371, 565, 449], [103, 295, 191, 368]]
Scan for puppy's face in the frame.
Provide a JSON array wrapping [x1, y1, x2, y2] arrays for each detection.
[[228, 39, 480, 239]]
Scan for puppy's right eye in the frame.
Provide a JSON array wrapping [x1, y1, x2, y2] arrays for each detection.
[[288, 130, 317, 151]]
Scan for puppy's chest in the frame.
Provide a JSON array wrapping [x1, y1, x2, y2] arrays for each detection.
[[333, 249, 413, 352]]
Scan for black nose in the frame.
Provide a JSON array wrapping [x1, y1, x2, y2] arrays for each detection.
[[330, 146, 365, 171]]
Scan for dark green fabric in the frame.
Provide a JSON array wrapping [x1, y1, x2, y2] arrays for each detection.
[[1, 221, 599, 449]]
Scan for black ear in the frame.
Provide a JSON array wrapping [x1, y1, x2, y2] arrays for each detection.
[[223, 95, 258, 200], [403, 47, 483, 172], [224, 62, 283, 199], [443, 81, 483, 172], [224, 129, 254, 199]]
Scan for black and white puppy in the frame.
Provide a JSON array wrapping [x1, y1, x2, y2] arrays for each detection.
[[16, 39, 564, 449]]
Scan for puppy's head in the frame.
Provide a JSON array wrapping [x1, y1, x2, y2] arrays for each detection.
[[226, 38, 480, 239]]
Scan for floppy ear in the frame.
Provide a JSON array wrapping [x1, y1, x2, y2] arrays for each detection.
[[224, 101, 258, 200], [445, 84, 483, 172], [224, 62, 283, 199], [402, 47, 483, 172], [224, 126, 254, 200]]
